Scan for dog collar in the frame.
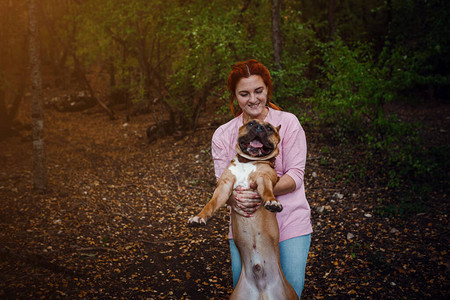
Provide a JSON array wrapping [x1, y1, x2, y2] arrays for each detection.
[[237, 154, 275, 168]]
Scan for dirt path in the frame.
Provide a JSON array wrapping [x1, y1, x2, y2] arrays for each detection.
[[0, 108, 448, 299]]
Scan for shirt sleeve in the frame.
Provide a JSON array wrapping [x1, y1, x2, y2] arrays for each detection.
[[281, 118, 307, 191], [211, 127, 230, 181]]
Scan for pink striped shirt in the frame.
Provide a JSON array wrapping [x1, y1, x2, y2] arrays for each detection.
[[211, 108, 312, 242]]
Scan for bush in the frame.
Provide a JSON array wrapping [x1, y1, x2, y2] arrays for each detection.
[[311, 36, 447, 200], [270, 11, 319, 124], [314, 38, 394, 136]]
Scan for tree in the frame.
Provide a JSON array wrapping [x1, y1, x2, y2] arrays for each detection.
[[272, 0, 283, 69], [0, 0, 28, 139], [28, 0, 47, 191], [165, 0, 270, 127], [0, 79, 25, 139], [73, 0, 177, 122], [328, 0, 336, 40]]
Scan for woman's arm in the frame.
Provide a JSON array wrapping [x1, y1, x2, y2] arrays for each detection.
[[281, 124, 307, 193], [211, 127, 231, 180], [230, 173, 296, 216], [273, 174, 296, 196]]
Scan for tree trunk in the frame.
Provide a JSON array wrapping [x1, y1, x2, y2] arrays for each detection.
[[271, 0, 282, 70], [28, 0, 47, 191], [0, 89, 9, 138], [137, 39, 152, 102], [386, 0, 393, 45], [73, 53, 116, 120], [6, 79, 25, 127], [39, 4, 114, 119], [328, 0, 336, 41]]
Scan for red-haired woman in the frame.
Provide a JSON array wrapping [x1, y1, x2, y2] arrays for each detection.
[[211, 59, 312, 298]]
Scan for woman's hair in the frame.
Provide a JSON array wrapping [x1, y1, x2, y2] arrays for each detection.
[[227, 59, 281, 116]]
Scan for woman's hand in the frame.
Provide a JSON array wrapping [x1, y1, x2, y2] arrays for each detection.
[[228, 184, 262, 217]]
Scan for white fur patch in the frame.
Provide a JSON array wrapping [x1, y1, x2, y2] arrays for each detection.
[[228, 157, 256, 189]]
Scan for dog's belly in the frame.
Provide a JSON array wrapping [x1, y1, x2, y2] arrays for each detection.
[[231, 211, 297, 300], [228, 159, 256, 189]]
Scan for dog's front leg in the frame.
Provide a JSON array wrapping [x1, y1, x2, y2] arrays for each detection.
[[254, 176, 283, 213], [188, 171, 235, 225]]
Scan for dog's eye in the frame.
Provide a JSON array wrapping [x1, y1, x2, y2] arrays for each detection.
[[266, 126, 273, 131], [248, 121, 254, 127]]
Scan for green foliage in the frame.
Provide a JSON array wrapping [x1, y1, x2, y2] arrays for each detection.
[[389, 0, 450, 95], [375, 194, 429, 218], [165, 1, 245, 122], [365, 116, 422, 188], [270, 10, 318, 123], [310, 27, 448, 203], [73, 0, 176, 108], [20, 0, 447, 208], [165, 0, 276, 124], [380, 43, 450, 103], [333, 163, 368, 184], [314, 38, 394, 137]]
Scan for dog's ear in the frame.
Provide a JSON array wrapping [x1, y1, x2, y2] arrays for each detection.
[[276, 125, 281, 132]]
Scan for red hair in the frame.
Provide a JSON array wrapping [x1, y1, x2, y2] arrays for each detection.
[[227, 59, 282, 116]]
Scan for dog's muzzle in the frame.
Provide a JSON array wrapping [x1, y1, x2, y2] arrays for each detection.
[[238, 130, 275, 157]]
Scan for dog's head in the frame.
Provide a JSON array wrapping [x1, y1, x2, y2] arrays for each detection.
[[236, 119, 281, 161]]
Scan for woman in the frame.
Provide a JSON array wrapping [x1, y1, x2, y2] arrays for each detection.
[[211, 59, 312, 298]]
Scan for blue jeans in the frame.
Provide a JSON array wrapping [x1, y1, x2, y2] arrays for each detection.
[[229, 234, 311, 298]]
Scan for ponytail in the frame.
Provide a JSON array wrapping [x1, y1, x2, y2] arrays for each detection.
[[268, 101, 282, 111]]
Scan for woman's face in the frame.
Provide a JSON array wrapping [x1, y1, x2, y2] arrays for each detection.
[[235, 75, 268, 120]]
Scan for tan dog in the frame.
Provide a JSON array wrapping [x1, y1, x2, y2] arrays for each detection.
[[188, 119, 298, 300]]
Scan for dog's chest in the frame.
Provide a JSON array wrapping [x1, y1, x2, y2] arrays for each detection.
[[228, 158, 256, 189]]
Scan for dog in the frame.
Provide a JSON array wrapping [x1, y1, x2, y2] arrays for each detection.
[[188, 119, 298, 299]]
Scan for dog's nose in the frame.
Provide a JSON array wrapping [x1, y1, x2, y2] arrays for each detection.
[[255, 124, 264, 132]]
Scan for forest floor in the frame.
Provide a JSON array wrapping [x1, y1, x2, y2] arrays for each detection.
[[0, 99, 449, 299]]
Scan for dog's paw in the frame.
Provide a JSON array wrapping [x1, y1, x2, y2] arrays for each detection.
[[264, 200, 283, 212], [187, 216, 207, 226]]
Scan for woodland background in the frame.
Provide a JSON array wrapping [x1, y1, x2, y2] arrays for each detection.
[[0, 0, 449, 299]]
